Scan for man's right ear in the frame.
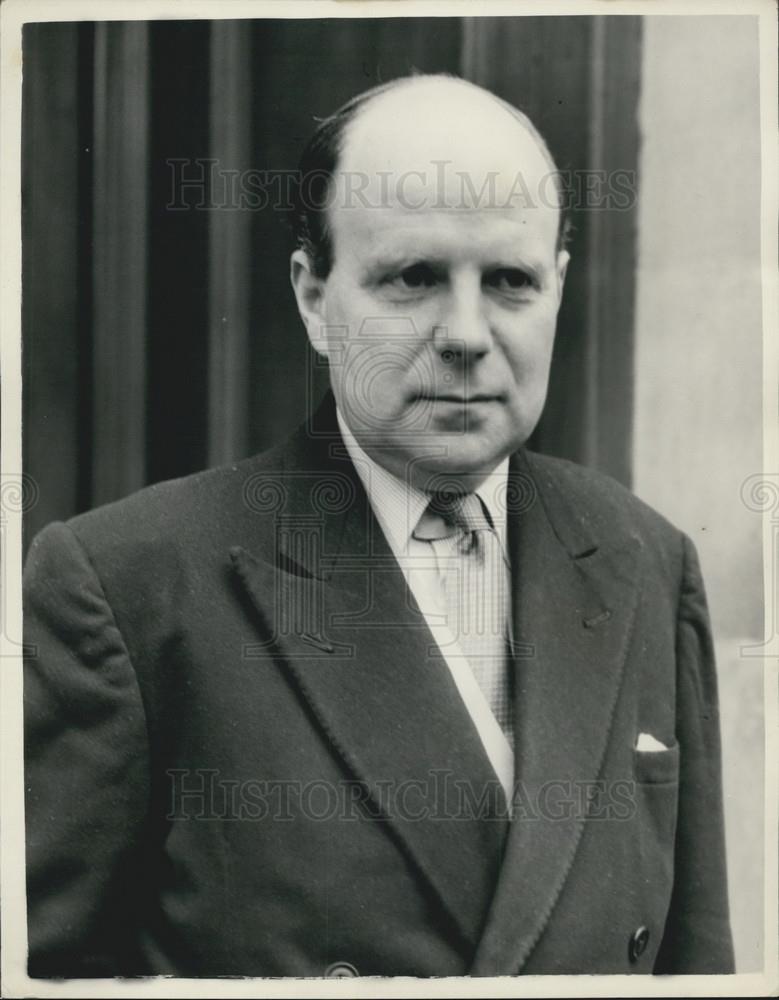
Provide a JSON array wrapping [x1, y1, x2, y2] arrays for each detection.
[[290, 249, 329, 358]]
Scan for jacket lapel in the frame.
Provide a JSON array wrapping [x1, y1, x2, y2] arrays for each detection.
[[230, 398, 509, 955], [470, 450, 643, 975]]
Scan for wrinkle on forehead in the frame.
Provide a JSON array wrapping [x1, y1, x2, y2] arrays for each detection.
[[344, 210, 558, 273]]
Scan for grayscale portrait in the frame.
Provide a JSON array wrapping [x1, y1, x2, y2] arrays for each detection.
[[18, 8, 766, 983]]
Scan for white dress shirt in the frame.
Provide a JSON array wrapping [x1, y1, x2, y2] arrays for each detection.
[[336, 408, 515, 803]]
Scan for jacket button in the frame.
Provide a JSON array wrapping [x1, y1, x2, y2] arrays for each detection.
[[325, 961, 358, 977], [628, 925, 650, 963]]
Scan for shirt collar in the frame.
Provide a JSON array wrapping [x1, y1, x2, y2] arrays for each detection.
[[336, 407, 509, 555]]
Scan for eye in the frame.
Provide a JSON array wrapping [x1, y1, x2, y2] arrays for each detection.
[[390, 263, 438, 290], [485, 268, 535, 295]]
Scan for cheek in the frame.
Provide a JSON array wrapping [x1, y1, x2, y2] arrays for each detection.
[[321, 284, 355, 331], [324, 278, 434, 339], [324, 293, 432, 411], [499, 312, 557, 384], [339, 342, 426, 420], [342, 345, 402, 409]]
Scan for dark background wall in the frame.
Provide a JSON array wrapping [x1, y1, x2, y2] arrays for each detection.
[[22, 16, 641, 545]]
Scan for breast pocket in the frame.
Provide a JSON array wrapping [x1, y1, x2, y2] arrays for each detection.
[[633, 740, 680, 785], [632, 740, 680, 899]]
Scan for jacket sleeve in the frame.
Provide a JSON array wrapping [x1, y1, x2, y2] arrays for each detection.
[[24, 521, 151, 978], [654, 532, 735, 973]]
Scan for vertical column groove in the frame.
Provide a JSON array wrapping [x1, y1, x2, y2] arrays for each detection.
[[208, 20, 251, 467], [91, 21, 149, 505]]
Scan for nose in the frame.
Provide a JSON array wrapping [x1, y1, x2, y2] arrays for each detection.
[[433, 273, 492, 363]]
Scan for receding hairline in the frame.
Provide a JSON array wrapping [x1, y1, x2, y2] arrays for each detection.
[[336, 73, 560, 184], [290, 73, 571, 278]]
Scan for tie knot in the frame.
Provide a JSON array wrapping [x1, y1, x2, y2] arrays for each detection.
[[413, 491, 493, 543], [428, 492, 492, 532]]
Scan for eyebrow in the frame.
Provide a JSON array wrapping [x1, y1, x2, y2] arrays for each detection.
[[360, 253, 440, 277], [360, 250, 547, 281]]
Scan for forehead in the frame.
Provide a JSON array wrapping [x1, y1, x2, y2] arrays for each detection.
[[329, 81, 560, 263], [334, 205, 558, 273], [340, 78, 552, 174]]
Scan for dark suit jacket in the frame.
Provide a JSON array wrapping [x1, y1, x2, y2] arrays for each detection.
[[24, 393, 734, 978]]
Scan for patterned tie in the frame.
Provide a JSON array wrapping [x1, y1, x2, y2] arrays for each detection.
[[413, 491, 514, 746]]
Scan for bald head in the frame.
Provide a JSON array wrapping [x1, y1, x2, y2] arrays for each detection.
[[291, 74, 569, 278], [343, 75, 558, 182]]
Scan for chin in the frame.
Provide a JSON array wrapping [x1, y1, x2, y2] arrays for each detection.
[[413, 439, 511, 477]]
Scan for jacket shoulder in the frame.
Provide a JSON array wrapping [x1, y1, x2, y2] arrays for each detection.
[[523, 450, 686, 556], [53, 441, 290, 554]]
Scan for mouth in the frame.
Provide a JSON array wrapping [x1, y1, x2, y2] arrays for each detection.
[[416, 393, 504, 404]]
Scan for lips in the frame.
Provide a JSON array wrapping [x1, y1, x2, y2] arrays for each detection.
[[416, 392, 503, 403]]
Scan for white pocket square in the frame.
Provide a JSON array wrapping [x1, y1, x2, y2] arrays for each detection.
[[635, 732, 670, 752]]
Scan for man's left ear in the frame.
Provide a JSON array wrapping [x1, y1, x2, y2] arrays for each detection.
[[555, 250, 570, 305]]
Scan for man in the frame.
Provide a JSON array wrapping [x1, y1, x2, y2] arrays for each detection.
[[24, 74, 733, 978]]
